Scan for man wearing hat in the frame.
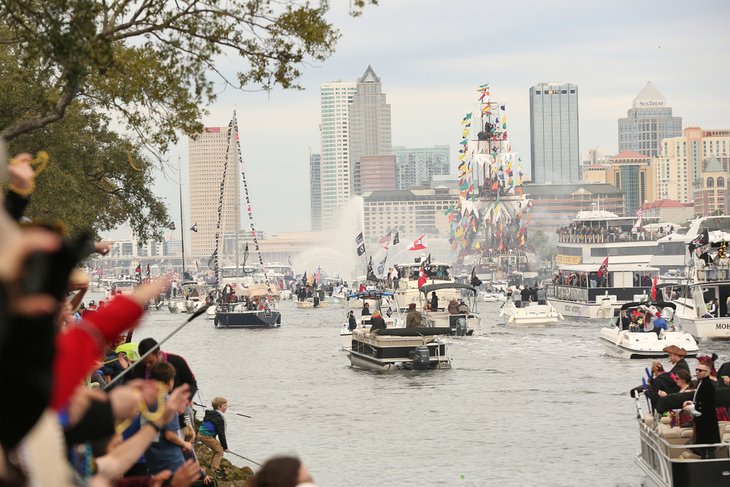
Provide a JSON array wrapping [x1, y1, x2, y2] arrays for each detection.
[[683, 362, 721, 458], [663, 345, 690, 375]]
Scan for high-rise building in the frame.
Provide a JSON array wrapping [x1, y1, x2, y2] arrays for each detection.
[[349, 66, 392, 195], [309, 151, 322, 231], [529, 82, 580, 185], [393, 145, 450, 189], [657, 127, 730, 203], [618, 82, 682, 158], [319, 80, 356, 227], [188, 127, 241, 258], [605, 151, 655, 216], [359, 155, 397, 193], [693, 155, 727, 217]]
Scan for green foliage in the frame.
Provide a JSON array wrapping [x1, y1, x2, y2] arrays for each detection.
[[8, 104, 169, 242], [0, 0, 378, 152]]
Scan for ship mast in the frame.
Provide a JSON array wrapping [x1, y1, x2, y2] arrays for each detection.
[[178, 156, 186, 277]]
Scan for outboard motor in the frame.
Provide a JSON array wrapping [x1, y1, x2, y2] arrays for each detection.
[[409, 346, 431, 370], [455, 317, 467, 336]]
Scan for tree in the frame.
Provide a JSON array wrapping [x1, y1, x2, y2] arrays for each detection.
[[8, 104, 169, 242], [0, 0, 378, 153]]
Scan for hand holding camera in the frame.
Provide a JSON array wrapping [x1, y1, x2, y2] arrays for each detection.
[[683, 401, 702, 417]]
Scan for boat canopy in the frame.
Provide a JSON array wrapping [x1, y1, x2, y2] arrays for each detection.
[[619, 301, 676, 312], [345, 291, 395, 300], [419, 283, 478, 295], [240, 284, 279, 298]]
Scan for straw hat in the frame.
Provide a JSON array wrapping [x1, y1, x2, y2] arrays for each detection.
[[662, 345, 687, 357]]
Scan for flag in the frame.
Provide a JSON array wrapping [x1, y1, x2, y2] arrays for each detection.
[[392, 232, 399, 246], [355, 232, 366, 256], [190, 223, 198, 233], [135, 264, 142, 283], [168, 221, 176, 230], [688, 228, 709, 253], [422, 253, 432, 272], [302, 271, 307, 286], [146, 264, 151, 278], [471, 266, 483, 287], [376, 251, 388, 278], [417, 266, 427, 288], [633, 208, 643, 229], [379, 231, 392, 250], [651, 276, 658, 301], [288, 255, 292, 266], [408, 234, 427, 251], [367, 256, 377, 282], [597, 257, 608, 278], [314, 268, 321, 285]]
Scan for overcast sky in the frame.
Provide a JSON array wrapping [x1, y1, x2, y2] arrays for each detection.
[[114, 0, 730, 241]]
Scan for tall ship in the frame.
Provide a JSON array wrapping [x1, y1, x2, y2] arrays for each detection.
[[448, 83, 533, 283]]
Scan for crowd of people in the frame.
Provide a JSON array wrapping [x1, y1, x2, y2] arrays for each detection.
[[0, 148, 316, 486], [638, 347, 730, 459]]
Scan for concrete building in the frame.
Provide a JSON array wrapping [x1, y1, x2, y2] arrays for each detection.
[[349, 66, 392, 195], [188, 127, 241, 258], [309, 152, 322, 231], [393, 145, 450, 189], [319, 80, 356, 227], [605, 151, 655, 217], [529, 82, 580, 184], [359, 155, 397, 193], [361, 188, 460, 241], [581, 164, 609, 184], [642, 199, 694, 225], [657, 127, 730, 204], [694, 156, 727, 217], [523, 183, 624, 232], [618, 82, 681, 158]]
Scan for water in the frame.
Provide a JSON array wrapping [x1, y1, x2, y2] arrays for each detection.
[[130, 300, 730, 487]]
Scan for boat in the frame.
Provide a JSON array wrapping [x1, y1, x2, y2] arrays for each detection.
[[106, 277, 138, 298], [631, 388, 730, 486], [599, 301, 698, 359], [670, 225, 730, 341], [546, 263, 659, 320], [339, 290, 401, 349], [418, 283, 482, 335], [499, 299, 562, 326], [214, 284, 281, 328], [649, 216, 730, 276], [347, 328, 452, 372], [393, 259, 456, 308]]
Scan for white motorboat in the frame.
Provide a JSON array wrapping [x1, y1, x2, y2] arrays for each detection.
[[339, 290, 401, 350], [393, 260, 456, 309], [599, 302, 698, 359], [347, 328, 452, 372], [418, 283, 482, 335], [499, 299, 562, 326], [478, 290, 506, 302], [631, 388, 730, 486]]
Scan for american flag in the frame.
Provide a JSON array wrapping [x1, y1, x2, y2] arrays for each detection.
[[636, 208, 643, 219]]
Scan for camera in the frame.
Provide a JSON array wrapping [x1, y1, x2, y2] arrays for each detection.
[[686, 402, 702, 417]]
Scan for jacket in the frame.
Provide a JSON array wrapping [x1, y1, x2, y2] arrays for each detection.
[[198, 409, 228, 449]]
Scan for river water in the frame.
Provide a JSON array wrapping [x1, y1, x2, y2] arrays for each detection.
[[130, 299, 730, 487]]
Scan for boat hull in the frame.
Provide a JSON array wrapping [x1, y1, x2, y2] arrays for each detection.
[[679, 317, 730, 341], [599, 328, 698, 359], [214, 310, 281, 328], [500, 303, 562, 326], [548, 298, 614, 320]]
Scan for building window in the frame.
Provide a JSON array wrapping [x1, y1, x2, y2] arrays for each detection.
[[718, 177, 725, 188], [707, 177, 715, 188]]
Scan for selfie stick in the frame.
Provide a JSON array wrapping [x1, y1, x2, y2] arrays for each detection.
[[104, 304, 211, 390]]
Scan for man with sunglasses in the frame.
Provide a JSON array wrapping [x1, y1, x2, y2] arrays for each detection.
[[683, 363, 720, 459]]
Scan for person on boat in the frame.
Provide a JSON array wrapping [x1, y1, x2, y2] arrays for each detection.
[[198, 396, 229, 478], [706, 297, 718, 318], [520, 286, 531, 307], [369, 310, 387, 332], [683, 362, 721, 459], [458, 300, 469, 314], [430, 292, 439, 312], [229, 291, 238, 304], [658, 368, 695, 429], [406, 303, 424, 328], [719, 359, 730, 387], [663, 345, 690, 375], [536, 287, 547, 305], [651, 309, 668, 335], [347, 311, 357, 331], [447, 298, 459, 314], [361, 302, 371, 316], [697, 353, 730, 421]]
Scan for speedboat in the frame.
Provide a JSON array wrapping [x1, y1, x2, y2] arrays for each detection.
[[417, 283, 482, 335], [599, 301, 698, 359], [499, 299, 562, 325], [347, 328, 452, 372], [631, 388, 730, 486]]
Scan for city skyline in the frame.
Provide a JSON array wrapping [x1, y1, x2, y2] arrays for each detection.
[[106, 0, 730, 242]]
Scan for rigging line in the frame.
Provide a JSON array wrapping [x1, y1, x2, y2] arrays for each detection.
[[231, 115, 272, 288], [226, 450, 262, 466], [103, 305, 212, 391], [211, 117, 236, 290]]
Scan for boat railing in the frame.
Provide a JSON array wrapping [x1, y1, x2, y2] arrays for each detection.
[[547, 284, 649, 303], [694, 266, 730, 282], [557, 231, 664, 244]]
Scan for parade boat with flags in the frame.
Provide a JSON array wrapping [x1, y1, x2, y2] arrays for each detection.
[[209, 113, 281, 329], [670, 225, 730, 341], [599, 301, 698, 359], [447, 83, 535, 291], [546, 205, 663, 319]]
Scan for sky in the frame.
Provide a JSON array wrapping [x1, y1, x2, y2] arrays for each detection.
[[108, 0, 730, 241]]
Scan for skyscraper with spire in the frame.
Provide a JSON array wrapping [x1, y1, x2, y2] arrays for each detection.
[[349, 65, 393, 195], [618, 82, 682, 158]]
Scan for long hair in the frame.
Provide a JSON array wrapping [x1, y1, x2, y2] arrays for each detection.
[[246, 456, 301, 487]]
